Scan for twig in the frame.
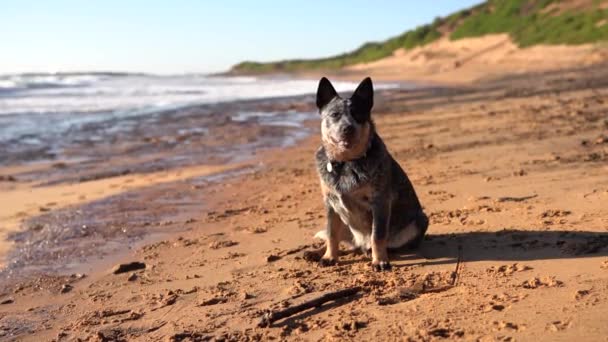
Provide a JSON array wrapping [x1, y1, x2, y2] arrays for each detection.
[[497, 194, 538, 203], [583, 189, 599, 198], [451, 245, 463, 286], [281, 244, 312, 256], [422, 285, 454, 294], [267, 244, 313, 263], [258, 286, 361, 327], [146, 321, 167, 333], [99, 309, 131, 317]]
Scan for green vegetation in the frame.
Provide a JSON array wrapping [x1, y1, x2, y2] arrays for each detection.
[[230, 0, 608, 74], [451, 0, 608, 46], [230, 23, 442, 73]]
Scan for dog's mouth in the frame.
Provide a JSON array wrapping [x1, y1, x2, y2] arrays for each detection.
[[330, 136, 354, 149]]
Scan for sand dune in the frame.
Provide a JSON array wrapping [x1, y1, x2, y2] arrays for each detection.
[[344, 34, 608, 84]]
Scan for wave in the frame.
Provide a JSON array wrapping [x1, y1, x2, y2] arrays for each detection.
[[0, 74, 404, 154], [0, 73, 402, 119], [0, 73, 110, 93]]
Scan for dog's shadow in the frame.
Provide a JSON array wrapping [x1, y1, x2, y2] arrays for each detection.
[[279, 229, 607, 328], [390, 229, 608, 267]]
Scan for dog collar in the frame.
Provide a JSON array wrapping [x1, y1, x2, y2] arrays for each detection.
[[325, 134, 373, 172], [326, 147, 370, 173], [326, 160, 344, 173]]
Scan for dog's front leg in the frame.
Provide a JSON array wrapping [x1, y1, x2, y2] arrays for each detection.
[[320, 206, 346, 266], [371, 199, 392, 271]]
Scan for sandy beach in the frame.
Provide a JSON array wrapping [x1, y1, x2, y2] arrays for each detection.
[[1, 61, 608, 341]]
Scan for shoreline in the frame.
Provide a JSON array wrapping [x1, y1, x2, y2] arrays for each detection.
[[0, 82, 413, 280], [1, 65, 608, 340], [0, 91, 325, 279]]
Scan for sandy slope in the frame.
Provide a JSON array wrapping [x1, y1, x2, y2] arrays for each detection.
[[342, 34, 608, 84], [1, 63, 607, 341]]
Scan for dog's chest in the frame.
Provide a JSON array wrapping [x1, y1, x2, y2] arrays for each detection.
[[317, 147, 378, 231], [323, 179, 373, 232]]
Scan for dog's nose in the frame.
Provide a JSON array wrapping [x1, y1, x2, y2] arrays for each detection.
[[340, 125, 355, 137]]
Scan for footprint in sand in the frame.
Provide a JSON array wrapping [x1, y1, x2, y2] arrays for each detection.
[[482, 291, 529, 313], [521, 276, 563, 289], [208, 240, 238, 249], [493, 320, 526, 332], [222, 252, 246, 260], [574, 289, 591, 300], [540, 209, 572, 225], [247, 226, 267, 234], [540, 209, 572, 218], [547, 320, 572, 332], [486, 263, 532, 277], [482, 303, 506, 313], [427, 189, 455, 202]]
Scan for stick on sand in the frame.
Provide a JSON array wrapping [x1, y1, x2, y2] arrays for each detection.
[[258, 286, 362, 327], [451, 244, 463, 286]]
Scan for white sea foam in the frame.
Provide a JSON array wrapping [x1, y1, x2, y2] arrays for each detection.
[[0, 73, 400, 143], [0, 73, 398, 116]]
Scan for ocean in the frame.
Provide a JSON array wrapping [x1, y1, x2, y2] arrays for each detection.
[[0, 73, 372, 146]]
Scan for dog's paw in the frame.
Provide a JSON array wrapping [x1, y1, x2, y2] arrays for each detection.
[[372, 261, 392, 272], [302, 251, 322, 263], [319, 258, 337, 267]]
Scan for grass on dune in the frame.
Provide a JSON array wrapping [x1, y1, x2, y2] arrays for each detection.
[[231, 23, 442, 73], [451, 0, 608, 46], [231, 0, 608, 74]]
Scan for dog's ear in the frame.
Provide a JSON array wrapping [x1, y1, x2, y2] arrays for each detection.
[[351, 77, 373, 113], [316, 77, 338, 110]]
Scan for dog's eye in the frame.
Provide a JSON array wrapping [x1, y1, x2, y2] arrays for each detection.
[[330, 112, 341, 118]]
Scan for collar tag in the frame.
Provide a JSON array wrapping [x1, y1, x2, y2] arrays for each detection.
[[326, 162, 333, 173]]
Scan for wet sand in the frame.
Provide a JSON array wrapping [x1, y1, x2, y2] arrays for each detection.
[[0, 95, 317, 275], [1, 65, 608, 341]]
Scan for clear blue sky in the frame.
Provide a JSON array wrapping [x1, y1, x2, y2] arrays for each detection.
[[1, 1, 481, 74]]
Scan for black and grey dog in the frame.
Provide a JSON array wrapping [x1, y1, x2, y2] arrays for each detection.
[[311, 77, 428, 271]]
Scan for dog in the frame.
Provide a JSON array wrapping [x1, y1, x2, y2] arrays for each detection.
[[310, 77, 428, 271]]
